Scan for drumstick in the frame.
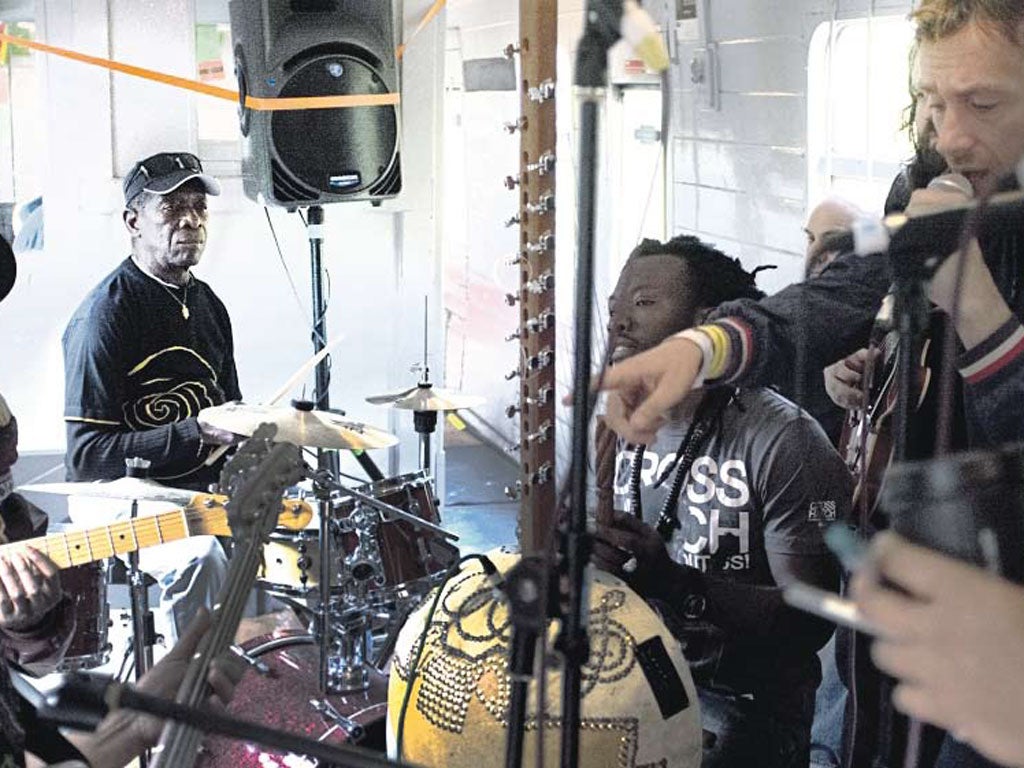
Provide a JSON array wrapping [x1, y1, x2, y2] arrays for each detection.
[[204, 338, 346, 466], [265, 337, 345, 407], [595, 416, 618, 527]]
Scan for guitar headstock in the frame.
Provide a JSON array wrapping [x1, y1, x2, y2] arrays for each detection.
[[218, 424, 305, 541]]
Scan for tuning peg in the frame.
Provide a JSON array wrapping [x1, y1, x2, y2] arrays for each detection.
[[525, 231, 555, 254], [503, 43, 521, 60], [525, 191, 555, 215], [524, 421, 552, 445], [504, 174, 522, 191], [504, 481, 522, 500], [505, 329, 521, 342], [526, 152, 556, 176], [526, 347, 553, 371], [534, 385, 553, 405], [529, 462, 553, 486], [525, 310, 555, 334], [506, 253, 524, 267], [528, 79, 556, 103], [505, 368, 521, 381], [504, 117, 528, 134], [505, 404, 521, 419], [505, 292, 520, 306], [505, 442, 521, 454], [505, 214, 521, 227], [526, 271, 554, 295]]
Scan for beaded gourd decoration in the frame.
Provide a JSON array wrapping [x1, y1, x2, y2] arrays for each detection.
[[387, 548, 702, 768]]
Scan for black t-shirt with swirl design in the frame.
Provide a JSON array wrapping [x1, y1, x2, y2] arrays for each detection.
[[63, 257, 241, 491]]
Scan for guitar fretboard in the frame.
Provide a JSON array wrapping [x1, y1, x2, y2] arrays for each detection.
[[0, 509, 200, 570]]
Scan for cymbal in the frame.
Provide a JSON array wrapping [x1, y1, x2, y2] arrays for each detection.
[[18, 477, 197, 505], [366, 384, 485, 412], [203, 403, 399, 450]]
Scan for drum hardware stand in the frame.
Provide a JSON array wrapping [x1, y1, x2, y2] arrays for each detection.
[[304, 204, 384, 696], [124, 457, 158, 768], [414, 408, 438, 476], [413, 296, 438, 476]]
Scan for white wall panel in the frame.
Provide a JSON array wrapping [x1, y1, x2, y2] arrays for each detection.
[[693, 142, 806, 200], [692, 93, 805, 147], [717, 38, 805, 94]]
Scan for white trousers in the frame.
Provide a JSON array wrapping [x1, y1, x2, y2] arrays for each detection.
[[66, 496, 228, 646]]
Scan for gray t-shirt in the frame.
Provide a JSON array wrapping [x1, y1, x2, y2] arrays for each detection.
[[614, 387, 851, 589]]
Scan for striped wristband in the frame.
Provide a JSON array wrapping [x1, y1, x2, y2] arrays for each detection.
[[671, 328, 714, 388]]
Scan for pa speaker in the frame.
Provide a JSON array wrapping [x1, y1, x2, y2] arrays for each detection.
[[229, 0, 401, 207]]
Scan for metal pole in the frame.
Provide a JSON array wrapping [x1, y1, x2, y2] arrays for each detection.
[[307, 206, 337, 695], [559, 4, 621, 765]]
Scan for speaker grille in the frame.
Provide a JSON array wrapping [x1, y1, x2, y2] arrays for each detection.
[[271, 53, 398, 199], [271, 159, 318, 203]]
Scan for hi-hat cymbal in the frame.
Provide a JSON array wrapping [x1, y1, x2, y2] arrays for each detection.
[[366, 384, 485, 411], [18, 477, 198, 505], [204, 403, 399, 450]]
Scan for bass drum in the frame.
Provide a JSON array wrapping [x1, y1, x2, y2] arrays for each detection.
[[195, 630, 388, 766], [387, 548, 703, 768]]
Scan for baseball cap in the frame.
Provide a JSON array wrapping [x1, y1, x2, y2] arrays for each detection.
[[0, 235, 14, 304], [123, 151, 222, 206]]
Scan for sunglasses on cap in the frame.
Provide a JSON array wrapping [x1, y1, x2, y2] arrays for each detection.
[[123, 152, 220, 205]]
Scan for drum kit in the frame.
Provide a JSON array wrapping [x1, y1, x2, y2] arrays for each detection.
[[21, 382, 485, 757]]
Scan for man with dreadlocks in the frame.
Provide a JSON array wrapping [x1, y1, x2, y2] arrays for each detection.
[[595, 235, 853, 768]]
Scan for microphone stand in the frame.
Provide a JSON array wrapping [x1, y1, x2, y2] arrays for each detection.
[[500, 557, 551, 768], [551, 3, 623, 767], [46, 673, 410, 768], [875, 228, 978, 768]]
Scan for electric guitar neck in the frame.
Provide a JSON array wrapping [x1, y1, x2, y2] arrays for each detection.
[[0, 494, 311, 570]]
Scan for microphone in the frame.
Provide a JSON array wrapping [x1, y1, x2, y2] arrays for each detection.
[[821, 173, 1024, 258]]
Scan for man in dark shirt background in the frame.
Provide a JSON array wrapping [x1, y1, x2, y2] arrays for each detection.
[[61, 151, 241, 644]]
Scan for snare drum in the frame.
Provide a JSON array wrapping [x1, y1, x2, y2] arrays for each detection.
[[57, 560, 111, 672], [335, 471, 458, 598], [259, 471, 458, 601], [195, 630, 388, 766]]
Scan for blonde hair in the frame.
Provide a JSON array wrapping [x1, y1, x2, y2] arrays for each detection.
[[912, 0, 1024, 45]]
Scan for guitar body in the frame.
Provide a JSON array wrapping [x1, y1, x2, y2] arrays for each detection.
[[839, 333, 932, 523]]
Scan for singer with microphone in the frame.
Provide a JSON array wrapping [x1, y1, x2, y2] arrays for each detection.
[[595, 0, 1024, 462], [591, 3, 1024, 768]]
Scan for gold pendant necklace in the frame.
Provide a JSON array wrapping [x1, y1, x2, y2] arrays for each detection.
[[159, 278, 191, 320]]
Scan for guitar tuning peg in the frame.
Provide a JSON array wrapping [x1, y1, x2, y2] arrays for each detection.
[[526, 152, 556, 176], [505, 404, 521, 419], [503, 43, 521, 60], [525, 232, 555, 255], [504, 480, 522, 499], [505, 214, 521, 227], [527, 79, 556, 103], [505, 292, 520, 306], [505, 329, 521, 342], [504, 117, 528, 134], [504, 174, 522, 191], [525, 191, 555, 215], [504, 368, 521, 381], [529, 462, 553, 486]]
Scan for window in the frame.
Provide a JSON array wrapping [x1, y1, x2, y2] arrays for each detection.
[[0, 21, 42, 206], [808, 16, 917, 214], [195, 23, 241, 171]]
